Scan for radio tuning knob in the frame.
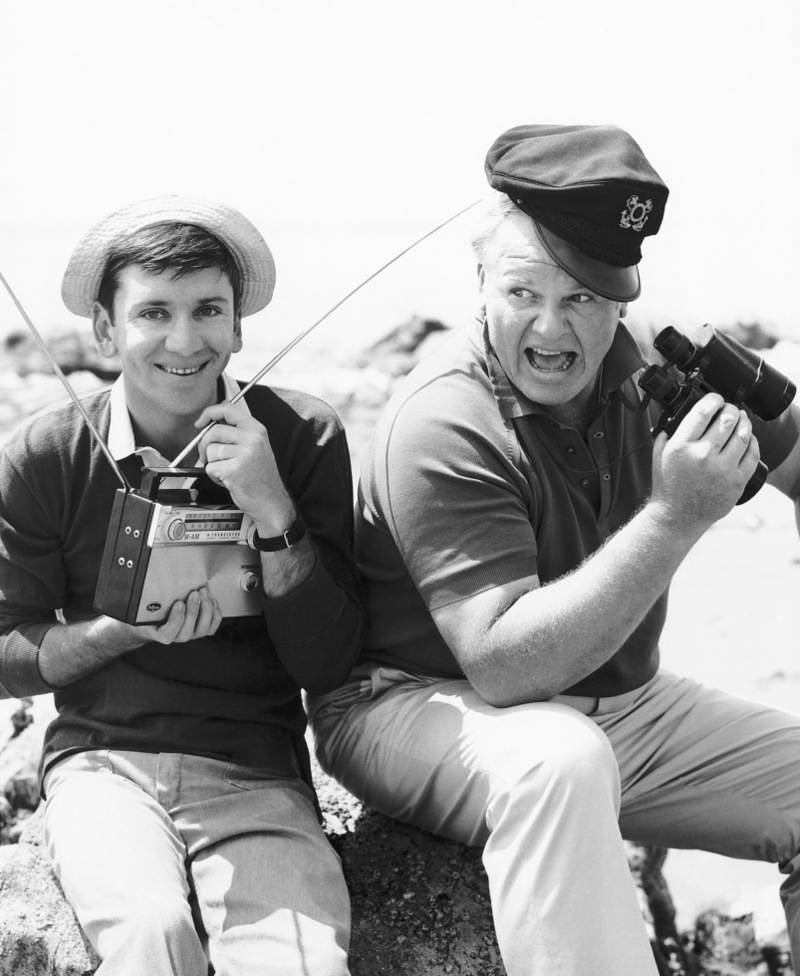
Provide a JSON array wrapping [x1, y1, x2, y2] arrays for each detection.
[[164, 517, 187, 541], [240, 572, 260, 593]]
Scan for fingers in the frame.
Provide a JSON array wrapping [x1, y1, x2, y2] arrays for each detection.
[[737, 429, 762, 480], [678, 394, 753, 457], [151, 588, 222, 644], [195, 411, 266, 467], [195, 401, 249, 430], [674, 393, 729, 440]]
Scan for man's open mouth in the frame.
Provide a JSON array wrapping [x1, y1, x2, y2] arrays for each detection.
[[156, 363, 207, 376], [525, 348, 576, 373]]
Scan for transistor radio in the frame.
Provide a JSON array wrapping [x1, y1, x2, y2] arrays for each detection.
[[94, 467, 264, 624]]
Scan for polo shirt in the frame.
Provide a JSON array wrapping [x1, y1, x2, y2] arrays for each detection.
[[355, 316, 797, 697]]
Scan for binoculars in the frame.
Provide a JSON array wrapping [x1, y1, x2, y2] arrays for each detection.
[[638, 326, 796, 504]]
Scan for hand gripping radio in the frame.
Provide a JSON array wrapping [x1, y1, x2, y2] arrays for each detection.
[[94, 467, 264, 624], [0, 201, 481, 623]]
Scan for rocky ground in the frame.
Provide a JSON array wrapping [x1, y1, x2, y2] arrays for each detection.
[[1, 315, 799, 974]]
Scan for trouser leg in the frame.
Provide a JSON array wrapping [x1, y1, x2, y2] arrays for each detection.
[[309, 670, 658, 976], [43, 751, 207, 976], [171, 757, 351, 976], [602, 671, 800, 962]]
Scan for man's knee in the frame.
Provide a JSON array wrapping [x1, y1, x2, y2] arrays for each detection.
[[90, 893, 199, 959], [490, 703, 619, 805]]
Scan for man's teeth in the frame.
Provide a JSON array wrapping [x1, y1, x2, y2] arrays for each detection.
[[158, 364, 204, 375], [526, 349, 576, 372]]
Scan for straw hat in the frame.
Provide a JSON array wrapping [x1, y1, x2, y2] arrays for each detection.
[[61, 195, 276, 317]]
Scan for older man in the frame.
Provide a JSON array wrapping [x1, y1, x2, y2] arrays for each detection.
[[309, 126, 800, 975], [0, 196, 363, 976]]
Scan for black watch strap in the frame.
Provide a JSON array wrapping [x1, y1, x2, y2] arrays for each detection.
[[250, 514, 306, 552]]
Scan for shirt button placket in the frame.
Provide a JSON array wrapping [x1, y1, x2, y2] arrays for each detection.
[[591, 429, 612, 516]]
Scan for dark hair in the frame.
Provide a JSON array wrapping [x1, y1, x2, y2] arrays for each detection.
[[96, 221, 242, 316]]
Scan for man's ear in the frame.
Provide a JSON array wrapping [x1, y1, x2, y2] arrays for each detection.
[[619, 302, 628, 319], [232, 315, 243, 353], [92, 302, 118, 358]]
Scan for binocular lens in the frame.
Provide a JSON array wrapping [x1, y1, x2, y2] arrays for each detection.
[[654, 326, 796, 422]]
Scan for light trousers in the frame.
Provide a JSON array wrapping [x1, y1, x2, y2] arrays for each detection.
[[308, 666, 800, 976], [43, 750, 351, 976]]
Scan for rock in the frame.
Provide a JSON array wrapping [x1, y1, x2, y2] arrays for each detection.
[[0, 764, 711, 976], [0, 696, 56, 844], [358, 315, 452, 376], [341, 810, 505, 975], [628, 843, 704, 975], [724, 321, 780, 351], [3, 328, 121, 382], [0, 837, 98, 976], [692, 909, 762, 972]]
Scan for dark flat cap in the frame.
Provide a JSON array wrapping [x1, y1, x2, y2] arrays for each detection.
[[485, 124, 669, 301]]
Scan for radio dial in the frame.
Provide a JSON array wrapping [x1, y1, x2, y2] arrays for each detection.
[[164, 517, 187, 541]]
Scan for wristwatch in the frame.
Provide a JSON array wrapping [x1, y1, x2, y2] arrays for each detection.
[[248, 514, 307, 552]]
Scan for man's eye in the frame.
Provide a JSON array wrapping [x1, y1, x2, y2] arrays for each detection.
[[140, 308, 167, 321], [510, 288, 531, 299], [569, 294, 593, 304], [197, 306, 221, 317]]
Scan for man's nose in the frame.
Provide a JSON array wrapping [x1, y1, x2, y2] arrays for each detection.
[[164, 315, 203, 355], [532, 302, 568, 339]]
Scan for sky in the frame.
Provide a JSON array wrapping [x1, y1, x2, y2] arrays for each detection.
[[0, 0, 798, 371]]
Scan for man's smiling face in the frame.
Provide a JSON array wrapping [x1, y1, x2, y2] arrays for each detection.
[[93, 264, 242, 428], [479, 214, 621, 416]]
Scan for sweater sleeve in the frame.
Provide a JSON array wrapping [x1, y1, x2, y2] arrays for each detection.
[[0, 447, 62, 698], [258, 393, 364, 694]]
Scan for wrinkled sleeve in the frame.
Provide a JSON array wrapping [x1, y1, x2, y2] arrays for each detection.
[[0, 448, 62, 698], [261, 411, 364, 694], [363, 382, 538, 614]]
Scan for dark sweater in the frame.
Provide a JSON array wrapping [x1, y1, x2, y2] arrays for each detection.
[[0, 382, 364, 793]]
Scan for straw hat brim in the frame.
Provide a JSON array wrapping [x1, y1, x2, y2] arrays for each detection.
[[61, 195, 276, 318]]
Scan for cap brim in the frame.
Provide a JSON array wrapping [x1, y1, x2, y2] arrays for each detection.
[[530, 217, 640, 303]]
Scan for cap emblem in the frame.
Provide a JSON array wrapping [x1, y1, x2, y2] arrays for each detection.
[[619, 195, 653, 232]]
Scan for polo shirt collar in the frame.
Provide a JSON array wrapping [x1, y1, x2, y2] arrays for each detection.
[[478, 315, 648, 422], [107, 372, 249, 463]]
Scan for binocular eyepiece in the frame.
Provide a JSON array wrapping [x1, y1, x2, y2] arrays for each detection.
[[638, 326, 796, 504]]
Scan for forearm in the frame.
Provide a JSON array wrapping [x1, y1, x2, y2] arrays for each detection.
[[263, 554, 364, 693], [259, 534, 317, 598], [466, 500, 703, 704], [37, 616, 147, 689]]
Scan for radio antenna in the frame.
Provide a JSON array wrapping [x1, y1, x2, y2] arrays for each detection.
[[171, 198, 484, 466], [0, 271, 132, 490]]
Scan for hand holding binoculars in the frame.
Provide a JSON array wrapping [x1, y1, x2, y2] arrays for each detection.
[[638, 326, 796, 505]]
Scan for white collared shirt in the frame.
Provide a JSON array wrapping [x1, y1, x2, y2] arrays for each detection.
[[106, 372, 251, 468]]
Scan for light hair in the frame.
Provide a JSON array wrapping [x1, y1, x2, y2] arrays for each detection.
[[469, 190, 531, 264]]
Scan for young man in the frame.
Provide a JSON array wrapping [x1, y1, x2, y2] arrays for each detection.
[[308, 126, 800, 975], [0, 196, 363, 976]]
